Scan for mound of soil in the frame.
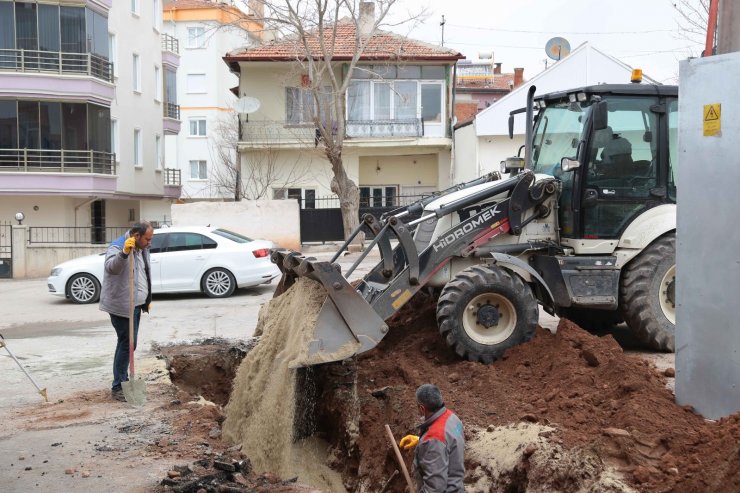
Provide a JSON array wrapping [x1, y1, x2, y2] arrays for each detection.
[[308, 292, 740, 493]]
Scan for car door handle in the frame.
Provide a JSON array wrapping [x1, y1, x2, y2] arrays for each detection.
[[151, 259, 159, 263], [194, 256, 205, 260]]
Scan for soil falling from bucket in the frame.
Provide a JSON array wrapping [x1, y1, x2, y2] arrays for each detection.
[[222, 278, 328, 477]]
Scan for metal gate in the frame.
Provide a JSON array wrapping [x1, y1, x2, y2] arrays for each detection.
[[299, 204, 424, 243], [0, 221, 12, 279]]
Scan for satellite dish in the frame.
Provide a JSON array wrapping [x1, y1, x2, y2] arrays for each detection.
[[545, 37, 571, 61], [234, 96, 261, 114]]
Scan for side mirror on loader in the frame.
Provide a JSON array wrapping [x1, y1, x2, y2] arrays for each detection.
[[561, 156, 581, 172], [592, 100, 608, 130]]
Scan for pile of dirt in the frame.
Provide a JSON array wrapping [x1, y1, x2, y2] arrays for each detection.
[[306, 292, 740, 493]]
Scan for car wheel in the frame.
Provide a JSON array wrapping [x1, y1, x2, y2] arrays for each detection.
[[67, 273, 100, 304], [202, 268, 236, 298]]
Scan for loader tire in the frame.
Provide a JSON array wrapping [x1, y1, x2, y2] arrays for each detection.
[[619, 234, 676, 351], [437, 265, 538, 364]]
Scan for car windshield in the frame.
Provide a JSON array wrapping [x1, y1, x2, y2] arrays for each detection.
[[211, 228, 253, 243], [531, 100, 592, 176]]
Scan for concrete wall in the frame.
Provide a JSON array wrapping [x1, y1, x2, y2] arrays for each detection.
[[171, 200, 300, 250], [10, 226, 106, 279], [359, 154, 438, 187], [675, 53, 740, 420]]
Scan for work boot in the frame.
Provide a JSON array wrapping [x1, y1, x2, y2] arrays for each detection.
[[111, 387, 125, 402]]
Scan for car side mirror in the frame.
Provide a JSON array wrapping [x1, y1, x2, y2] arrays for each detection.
[[561, 157, 581, 172], [592, 100, 608, 130]]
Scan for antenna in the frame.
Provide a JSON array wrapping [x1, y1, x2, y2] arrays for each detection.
[[440, 15, 446, 46], [545, 37, 571, 61]]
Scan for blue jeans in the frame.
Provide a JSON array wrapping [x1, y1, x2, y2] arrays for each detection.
[[110, 307, 142, 391]]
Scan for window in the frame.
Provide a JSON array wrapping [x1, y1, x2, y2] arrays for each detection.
[[166, 233, 214, 252], [668, 99, 678, 201], [348, 81, 371, 121], [155, 134, 162, 169], [111, 119, 119, 161], [164, 68, 177, 104], [189, 118, 207, 136], [187, 26, 206, 49], [394, 81, 417, 120], [108, 33, 117, 77], [154, 65, 162, 101], [131, 0, 140, 16], [189, 160, 207, 179], [133, 54, 141, 92], [272, 188, 315, 208], [360, 186, 398, 207], [285, 87, 313, 123], [153, 0, 162, 31], [421, 83, 442, 123], [186, 73, 206, 93], [213, 229, 253, 243], [134, 128, 142, 166], [149, 233, 166, 254]]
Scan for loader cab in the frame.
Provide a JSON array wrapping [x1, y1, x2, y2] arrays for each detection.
[[530, 84, 678, 243]]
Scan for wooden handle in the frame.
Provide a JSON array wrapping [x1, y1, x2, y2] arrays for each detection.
[[384, 424, 416, 493], [128, 253, 135, 379]]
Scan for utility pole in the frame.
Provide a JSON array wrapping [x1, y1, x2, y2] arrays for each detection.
[[440, 15, 445, 47], [718, 0, 740, 54]]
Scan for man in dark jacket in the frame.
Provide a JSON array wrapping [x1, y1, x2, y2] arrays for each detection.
[[100, 222, 153, 401], [400, 384, 465, 492]]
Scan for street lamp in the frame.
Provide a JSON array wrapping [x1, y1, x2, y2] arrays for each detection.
[[14, 212, 24, 225]]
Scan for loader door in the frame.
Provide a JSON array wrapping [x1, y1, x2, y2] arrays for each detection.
[[580, 96, 662, 239]]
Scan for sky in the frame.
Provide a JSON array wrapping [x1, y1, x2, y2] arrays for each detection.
[[387, 0, 705, 84]]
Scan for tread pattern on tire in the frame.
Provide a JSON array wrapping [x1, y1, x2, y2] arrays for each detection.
[[437, 264, 538, 363], [619, 234, 676, 351]]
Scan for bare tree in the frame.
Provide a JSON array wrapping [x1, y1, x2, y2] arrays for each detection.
[[672, 0, 711, 47], [228, 0, 426, 242], [206, 112, 311, 200]]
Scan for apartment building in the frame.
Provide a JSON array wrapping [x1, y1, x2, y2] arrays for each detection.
[[223, 3, 464, 215], [0, 0, 181, 242], [162, 0, 263, 200]]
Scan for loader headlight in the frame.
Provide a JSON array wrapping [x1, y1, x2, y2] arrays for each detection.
[[568, 93, 577, 103], [576, 92, 587, 102]]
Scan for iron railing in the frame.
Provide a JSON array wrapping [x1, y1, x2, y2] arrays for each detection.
[[294, 193, 430, 210], [0, 149, 116, 174], [0, 49, 113, 83], [164, 102, 180, 120], [161, 33, 180, 54], [29, 226, 129, 245], [346, 118, 423, 138], [164, 168, 181, 185]]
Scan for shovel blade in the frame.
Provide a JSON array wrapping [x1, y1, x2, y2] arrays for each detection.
[[121, 378, 147, 407]]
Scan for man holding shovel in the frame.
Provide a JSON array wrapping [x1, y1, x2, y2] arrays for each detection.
[[100, 222, 153, 402]]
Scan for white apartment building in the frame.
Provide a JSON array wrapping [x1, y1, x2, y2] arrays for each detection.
[[0, 0, 181, 277], [162, 0, 262, 200]]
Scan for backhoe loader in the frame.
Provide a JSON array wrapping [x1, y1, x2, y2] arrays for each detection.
[[272, 80, 678, 365]]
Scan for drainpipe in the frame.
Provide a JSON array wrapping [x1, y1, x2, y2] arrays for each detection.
[[74, 197, 98, 228], [449, 62, 457, 184]]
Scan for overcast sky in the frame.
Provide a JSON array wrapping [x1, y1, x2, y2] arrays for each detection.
[[388, 0, 704, 84]]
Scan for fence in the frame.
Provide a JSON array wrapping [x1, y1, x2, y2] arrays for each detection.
[[164, 168, 181, 185], [28, 226, 129, 245], [164, 102, 180, 120], [0, 149, 116, 174], [0, 49, 113, 82], [161, 33, 180, 54]]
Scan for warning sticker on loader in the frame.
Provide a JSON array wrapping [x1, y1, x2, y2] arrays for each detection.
[[703, 103, 721, 136]]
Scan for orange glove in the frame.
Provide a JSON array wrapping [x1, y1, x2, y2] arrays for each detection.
[[123, 237, 136, 255], [399, 435, 419, 450]]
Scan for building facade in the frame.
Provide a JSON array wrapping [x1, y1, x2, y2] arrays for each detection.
[[223, 7, 464, 210], [162, 0, 263, 201], [0, 0, 181, 243]]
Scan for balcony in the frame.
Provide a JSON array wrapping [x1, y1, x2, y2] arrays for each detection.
[[0, 49, 113, 83], [0, 149, 115, 174], [161, 34, 180, 70], [163, 102, 181, 135], [163, 168, 182, 199], [346, 119, 422, 138], [162, 33, 180, 55]]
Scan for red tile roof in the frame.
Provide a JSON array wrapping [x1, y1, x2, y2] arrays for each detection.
[[454, 101, 480, 125], [225, 20, 464, 62]]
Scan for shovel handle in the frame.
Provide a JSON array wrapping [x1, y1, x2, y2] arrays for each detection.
[[384, 424, 417, 493], [128, 252, 135, 379]]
